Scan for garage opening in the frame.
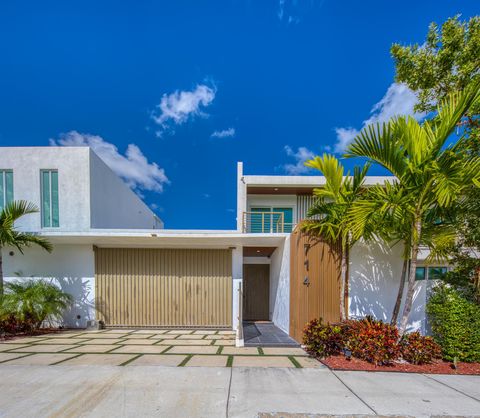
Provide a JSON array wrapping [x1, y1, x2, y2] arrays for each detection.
[[95, 248, 232, 328]]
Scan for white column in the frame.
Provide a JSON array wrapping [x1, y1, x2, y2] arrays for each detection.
[[236, 162, 247, 232], [231, 246, 243, 343]]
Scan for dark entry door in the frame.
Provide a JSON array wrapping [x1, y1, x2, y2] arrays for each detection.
[[243, 264, 270, 321]]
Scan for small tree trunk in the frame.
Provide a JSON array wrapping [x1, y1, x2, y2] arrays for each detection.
[[399, 220, 422, 335], [0, 245, 3, 296], [391, 257, 408, 325], [339, 241, 347, 321]]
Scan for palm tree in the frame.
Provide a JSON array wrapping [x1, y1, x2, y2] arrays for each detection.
[[301, 154, 369, 321], [346, 80, 480, 334], [348, 181, 457, 325], [0, 201, 53, 295]]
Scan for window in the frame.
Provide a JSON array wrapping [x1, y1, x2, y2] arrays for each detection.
[[41, 170, 59, 228], [427, 266, 448, 280], [250, 207, 293, 233], [415, 266, 448, 281], [415, 267, 426, 281], [0, 170, 13, 211]]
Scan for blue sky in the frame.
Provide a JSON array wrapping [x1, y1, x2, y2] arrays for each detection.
[[0, 1, 477, 229]]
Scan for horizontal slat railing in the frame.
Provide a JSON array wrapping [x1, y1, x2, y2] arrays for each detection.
[[242, 211, 285, 233]]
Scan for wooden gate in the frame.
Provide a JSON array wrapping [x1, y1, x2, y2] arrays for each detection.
[[289, 230, 342, 342], [95, 248, 232, 328]]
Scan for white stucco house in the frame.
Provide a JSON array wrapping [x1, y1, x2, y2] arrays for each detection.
[[0, 147, 446, 341]]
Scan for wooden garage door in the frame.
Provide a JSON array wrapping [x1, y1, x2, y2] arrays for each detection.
[[95, 248, 232, 327]]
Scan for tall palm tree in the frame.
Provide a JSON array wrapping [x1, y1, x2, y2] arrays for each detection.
[[348, 181, 457, 325], [346, 80, 480, 334], [0, 201, 53, 295], [301, 154, 369, 321]]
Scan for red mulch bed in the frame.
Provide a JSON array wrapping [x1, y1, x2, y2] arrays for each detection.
[[320, 354, 480, 375]]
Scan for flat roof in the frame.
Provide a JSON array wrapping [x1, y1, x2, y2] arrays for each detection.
[[243, 175, 394, 187], [37, 229, 288, 248]]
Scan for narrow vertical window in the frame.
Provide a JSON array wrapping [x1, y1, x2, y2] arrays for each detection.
[[0, 170, 13, 211], [41, 170, 59, 227]]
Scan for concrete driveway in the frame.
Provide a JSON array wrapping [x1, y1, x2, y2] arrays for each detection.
[[0, 329, 311, 368], [0, 361, 479, 417]]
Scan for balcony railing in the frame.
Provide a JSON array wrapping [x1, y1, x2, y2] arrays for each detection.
[[242, 211, 292, 233]]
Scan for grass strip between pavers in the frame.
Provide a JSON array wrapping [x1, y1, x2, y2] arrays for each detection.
[[216, 346, 224, 355], [0, 353, 33, 364], [50, 353, 84, 365], [288, 356, 302, 368], [119, 354, 143, 366], [178, 354, 193, 367], [226, 355, 233, 367], [257, 347, 264, 355]]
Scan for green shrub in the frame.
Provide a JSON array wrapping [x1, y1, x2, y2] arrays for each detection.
[[0, 279, 72, 333], [399, 331, 442, 364], [344, 316, 400, 365], [427, 284, 480, 362], [303, 318, 345, 358]]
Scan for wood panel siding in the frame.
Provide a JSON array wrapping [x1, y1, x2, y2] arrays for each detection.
[[289, 229, 342, 342], [243, 264, 270, 321], [95, 248, 232, 328]]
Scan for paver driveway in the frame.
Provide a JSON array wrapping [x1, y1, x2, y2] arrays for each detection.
[[0, 329, 317, 368]]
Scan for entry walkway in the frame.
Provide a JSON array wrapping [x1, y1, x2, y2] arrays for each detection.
[[243, 321, 300, 347]]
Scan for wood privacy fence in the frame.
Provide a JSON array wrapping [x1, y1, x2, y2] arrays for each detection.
[[289, 229, 342, 342], [95, 248, 232, 328]]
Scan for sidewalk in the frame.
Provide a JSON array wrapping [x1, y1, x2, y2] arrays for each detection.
[[0, 363, 478, 417]]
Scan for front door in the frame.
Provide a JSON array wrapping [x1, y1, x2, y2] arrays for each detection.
[[243, 264, 270, 321]]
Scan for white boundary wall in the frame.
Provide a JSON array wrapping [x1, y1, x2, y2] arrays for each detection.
[[349, 240, 430, 333], [2, 245, 95, 328]]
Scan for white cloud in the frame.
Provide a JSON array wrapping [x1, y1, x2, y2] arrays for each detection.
[[151, 84, 216, 136], [282, 145, 315, 175], [211, 127, 235, 138], [50, 131, 169, 193], [334, 127, 359, 154], [334, 83, 424, 153]]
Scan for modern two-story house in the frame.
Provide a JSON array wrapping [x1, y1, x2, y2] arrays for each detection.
[[1, 147, 447, 343]]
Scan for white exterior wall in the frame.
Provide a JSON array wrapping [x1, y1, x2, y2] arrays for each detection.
[[2, 244, 95, 328], [0, 147, 163, 232], [89, 151, 162, 229], [349, 240, 429, 334], [0, 147, 92, 232], [269, 235, 290, 333], [231, 246, 243, 331]]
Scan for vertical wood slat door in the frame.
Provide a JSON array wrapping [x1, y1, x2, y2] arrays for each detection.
[[95, 248, 232, 327], [289, 230, 342, 342]]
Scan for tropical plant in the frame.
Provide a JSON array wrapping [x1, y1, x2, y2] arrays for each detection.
[[391, 15, 480, 115], [347, 180, 457, 325], [427, 284, 480, 362], [0, 201, 53, 295], [346, 80, 480, 334], [392, 14, 480, 305], [0, 279, 72, 331], [303, 318, 346, 358], [345, 316, 400, 365], [399, 331, 442, 365], [301, 154, 369, 320]]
